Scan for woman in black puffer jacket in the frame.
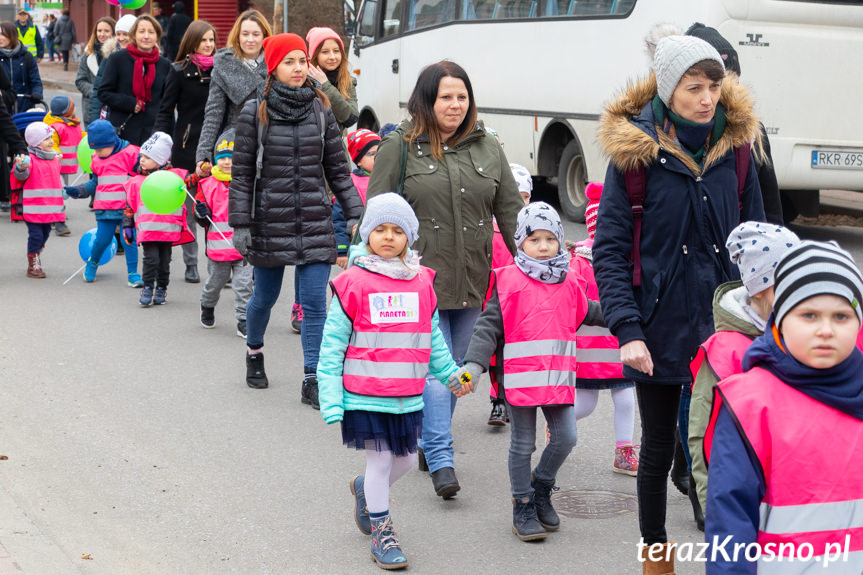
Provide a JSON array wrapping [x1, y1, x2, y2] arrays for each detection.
[[229, 33, 362, 398]]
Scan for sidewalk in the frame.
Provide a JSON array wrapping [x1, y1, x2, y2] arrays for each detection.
[[38, 59, 79, 93]]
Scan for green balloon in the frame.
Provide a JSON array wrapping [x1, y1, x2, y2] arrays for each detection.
[[121, 0, 148, 8], [141, 170, 186, 215], [77, 135, 94, 174]]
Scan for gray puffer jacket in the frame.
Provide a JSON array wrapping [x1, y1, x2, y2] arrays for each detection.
[[229, 98, 364, 267]]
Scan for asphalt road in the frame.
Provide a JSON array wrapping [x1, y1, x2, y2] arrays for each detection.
[[3, 87, 863, 575]]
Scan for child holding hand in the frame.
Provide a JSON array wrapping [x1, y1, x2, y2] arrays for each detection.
[[12, 122, 65, 278], [317, 193, 459, 571], [453, 202, 603, 542], [705, 241, 863, 574]]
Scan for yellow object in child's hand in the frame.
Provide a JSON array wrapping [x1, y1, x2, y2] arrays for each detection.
[[460, 372, 472, 385]]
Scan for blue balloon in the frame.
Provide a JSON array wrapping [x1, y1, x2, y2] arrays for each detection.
[[77, 228, 118, 265]]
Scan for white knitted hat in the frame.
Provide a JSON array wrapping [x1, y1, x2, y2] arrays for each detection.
[[140, 132, 173, 167], [25, 122, 54, 148], [509, 163, 532, 198], [116, 14, 137, 34], [654, 35, 724, 106]]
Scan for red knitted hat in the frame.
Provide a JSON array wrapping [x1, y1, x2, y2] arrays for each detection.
[[263, 33, 308, 76], [585, 182, 603, 240], [347, 129, 381, 164]]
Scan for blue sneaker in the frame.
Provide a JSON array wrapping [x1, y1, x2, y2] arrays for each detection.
[[128, 272, 144, 288], [370, 516, 408, 570], [153, 286, 167, 305], [139, 285, 154, 307], [350, 476, 371, 535], [83, 258, 98, 282]]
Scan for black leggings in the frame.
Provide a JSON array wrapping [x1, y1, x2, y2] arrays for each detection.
[[635, 382, 683, 544]]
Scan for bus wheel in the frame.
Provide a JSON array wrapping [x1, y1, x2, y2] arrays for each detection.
[[557, 140, 587, 222]]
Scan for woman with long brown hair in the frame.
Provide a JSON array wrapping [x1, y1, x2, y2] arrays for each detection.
[[228, 34, 362, 400], [305, 27, 357, 134], [75, 16, 114, 124], [97, 15, 170, 146], [195, 9, 271, 175], [154, 19, 217, 283], [366, 61, 524, 500]]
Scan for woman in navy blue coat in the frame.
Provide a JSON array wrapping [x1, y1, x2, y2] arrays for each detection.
[[0, 21, 42, 113], [592, 35, 765, 573]]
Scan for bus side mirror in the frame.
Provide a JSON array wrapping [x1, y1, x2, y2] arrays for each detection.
[[344, 20, 357, 36]]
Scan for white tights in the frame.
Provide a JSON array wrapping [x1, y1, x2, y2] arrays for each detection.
[[574, 387, 635, 444], [363, 445, 416, 514]]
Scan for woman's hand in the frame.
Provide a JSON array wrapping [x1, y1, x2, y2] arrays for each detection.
[[134, 100, 143, 113], [307, 64, 328, 85], [196, 161, 212, 178], [620, 340, 654, 376]]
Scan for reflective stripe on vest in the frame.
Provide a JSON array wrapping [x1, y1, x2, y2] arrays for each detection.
[[572, 255, 625, 382], [18, 156, 64, 223], [199, 177, 242, 261], [92, 146, 139, 210], [124, 172, 187, 243], [52, 122, 83, 174], [711, 367, 863, 570], [330, 265, 437, 398], [496, 264, 588, 407], [19, 26, 37, 56]]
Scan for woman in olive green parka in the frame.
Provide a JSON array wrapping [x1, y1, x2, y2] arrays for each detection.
[[366, 61, 524, 500]]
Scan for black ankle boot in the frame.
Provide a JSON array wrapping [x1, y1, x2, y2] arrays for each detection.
[[530, 474, 560, 531], [301, 374, 319, 409], [512, 495, 546, 541], [246, 353, 268, 389], [671, 428, 689, 496], [688, 472, 705, 531]]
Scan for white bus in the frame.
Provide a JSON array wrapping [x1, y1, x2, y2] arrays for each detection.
[[347, 0, 863, 221]]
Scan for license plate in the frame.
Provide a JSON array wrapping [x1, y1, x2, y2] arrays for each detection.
[[811, 150, 863, 170]]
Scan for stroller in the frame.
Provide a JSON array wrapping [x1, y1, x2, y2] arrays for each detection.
[[8, 96, 47, 221]]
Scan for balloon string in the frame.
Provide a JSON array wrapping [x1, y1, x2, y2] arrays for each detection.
[[185, 190, 232, 246], [68, 171, 88, 187], [63, 263, 87, 286]]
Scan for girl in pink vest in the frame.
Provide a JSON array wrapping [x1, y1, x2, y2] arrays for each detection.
[[64, 119, 142, 285], [122, 132, 192, 307], [705, 240, 863, 574], [45, 95, 81, 236], [565, 183, 640, 478], [317, 193, 459, 570], [454, 202, 603, 542], [193, 129, 253, 337], [12, 122, 64, 278]]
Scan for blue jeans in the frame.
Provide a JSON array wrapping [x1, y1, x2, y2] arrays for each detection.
[[677, 384, 693, 472], [508, 404, 578, 498], [419, 307, 481, 473], [92, 218, 138, 273], [246, 263, 329, 370]]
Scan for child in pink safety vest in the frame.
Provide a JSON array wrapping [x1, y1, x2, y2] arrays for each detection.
[[687, 222, 799, 524], [63, 119, 142, 286], [454, 202, 604, 542], [12, 122, 64, 279], [122, 131, 193, 307], [192, 129, 253, 338], [563, 182, 639, 478], [346, 128, 380, 205], [705, 240, 863, 575], [486, 162, 532, 427], [44, 95, 81, 236], [317, 193, 459, 570]]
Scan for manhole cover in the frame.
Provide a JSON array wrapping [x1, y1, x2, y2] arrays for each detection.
[[553, 489, 638, 519]]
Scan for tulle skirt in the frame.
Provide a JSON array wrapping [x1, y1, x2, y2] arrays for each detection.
[[341, 409, 423, 457]]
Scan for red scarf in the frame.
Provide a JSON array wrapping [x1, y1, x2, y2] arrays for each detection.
[[127, 44, 161, 108]]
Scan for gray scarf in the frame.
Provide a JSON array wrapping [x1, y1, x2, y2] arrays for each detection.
[[264, 81, 317, 123], [513, 201, 569, 283]]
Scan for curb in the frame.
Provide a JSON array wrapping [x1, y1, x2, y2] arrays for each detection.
[[41, 80, 78, 94]]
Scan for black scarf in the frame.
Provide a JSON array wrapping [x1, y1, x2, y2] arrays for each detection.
[[325, 69, 339, 87], [94, 41, 104, 65], [264, 81, 316, 123]]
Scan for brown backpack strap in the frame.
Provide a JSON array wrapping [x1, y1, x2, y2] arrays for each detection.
[[624, 165, 647, 287]]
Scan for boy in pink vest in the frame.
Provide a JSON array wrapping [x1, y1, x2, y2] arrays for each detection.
[[317, 193, 459, 570], [122, 131, 193, 307], [12, 122, 64, 278], [705, 241, 863, 574], [64, 120, 142, 285], [45, 95, 82, 236], [454, 202, 603, 542], [193, 129, 253, 337]]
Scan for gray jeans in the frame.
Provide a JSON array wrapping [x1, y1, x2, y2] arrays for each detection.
[[508, 404, 578, 498], [200, 259, 253, 321]]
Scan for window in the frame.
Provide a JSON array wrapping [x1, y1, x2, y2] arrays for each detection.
[[358, 0, 378, 38], [382, 0, 402, 37], [408, 0, 457, 30], [464, 0, 537, 19], [543, 0, 636, 17]]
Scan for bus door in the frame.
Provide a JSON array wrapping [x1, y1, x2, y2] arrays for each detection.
[[352, 0, 404, 131]]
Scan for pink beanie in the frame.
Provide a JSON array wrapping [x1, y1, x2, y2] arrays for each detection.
[[306, 27, 343, 62], [585, 182, 603, 240]]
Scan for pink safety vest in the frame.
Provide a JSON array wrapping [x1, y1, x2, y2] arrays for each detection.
[[198, 176, 242, 261], [124, 168, 194, 245], [571, 255, 624, 383], [330, 265, 437, 397], [491, 219, 514, 270], [495, 264, 588, 407], [10, 155, 65, 223], [350, 172, 369, 205], [708, 367, 863, 571], [91, 145, 139, 211], [51, 122, 83, 174], [689, 330, 754, 387]]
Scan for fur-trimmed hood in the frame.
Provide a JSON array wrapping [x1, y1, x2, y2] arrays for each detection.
[[599, 74, 760, 176], [100, 37, 119, 60]]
